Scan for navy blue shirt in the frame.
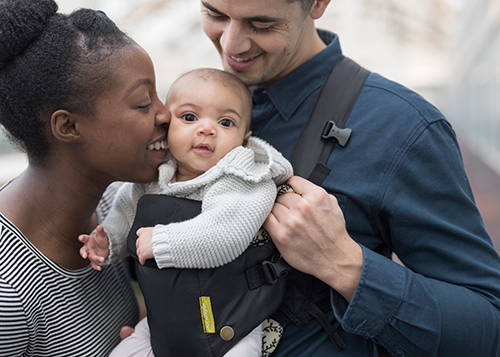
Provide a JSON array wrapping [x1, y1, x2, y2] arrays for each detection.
[[252, 30, 500, 356]]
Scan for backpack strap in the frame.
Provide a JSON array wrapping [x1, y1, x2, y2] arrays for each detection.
[[272, 57, 370, 352], [290, 56, 370, 185]]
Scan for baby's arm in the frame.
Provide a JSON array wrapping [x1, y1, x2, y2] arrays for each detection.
[[152, 176, 278, 269], [79, 225, 110, 271]]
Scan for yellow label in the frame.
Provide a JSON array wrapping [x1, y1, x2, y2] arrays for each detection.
[[199, 296, 215, 333]]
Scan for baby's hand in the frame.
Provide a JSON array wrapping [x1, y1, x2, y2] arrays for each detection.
[[79, 225, 110, 271], [136, 227, 154, 265]]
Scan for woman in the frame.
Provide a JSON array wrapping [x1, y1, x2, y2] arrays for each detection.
[[0, 0, 169, 355]]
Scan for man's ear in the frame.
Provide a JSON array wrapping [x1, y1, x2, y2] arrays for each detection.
[[51, 110, 81, 143], [310, 0, 331, 20], [243, 130, 252, 146]]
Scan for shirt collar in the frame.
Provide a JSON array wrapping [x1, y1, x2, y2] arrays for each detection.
[[253, 30, 343, 121]]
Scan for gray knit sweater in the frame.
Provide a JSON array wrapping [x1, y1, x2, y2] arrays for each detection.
[[102, 136, 293, 269]]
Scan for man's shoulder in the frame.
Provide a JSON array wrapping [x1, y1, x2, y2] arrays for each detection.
[[361, 72, 445, 126]]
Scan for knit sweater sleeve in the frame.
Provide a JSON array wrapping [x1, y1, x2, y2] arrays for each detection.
[[100, 182, 148, 264], [151, 175, 277, 269]]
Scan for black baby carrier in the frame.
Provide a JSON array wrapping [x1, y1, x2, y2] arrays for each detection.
[[127, 195, 289, 357]]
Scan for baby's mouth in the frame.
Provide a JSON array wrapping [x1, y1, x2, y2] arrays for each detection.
[[194, 143, 213, 154], [147, 139, 167, 151]]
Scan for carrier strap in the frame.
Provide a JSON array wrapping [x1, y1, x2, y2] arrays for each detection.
[[273, 57, 370, 353], [290, 56, 370, 185], [305, 303, 346, 351]]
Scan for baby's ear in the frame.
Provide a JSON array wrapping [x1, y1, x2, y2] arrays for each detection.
[[51, 110, 81, 143], [243, 130, 252, 146]]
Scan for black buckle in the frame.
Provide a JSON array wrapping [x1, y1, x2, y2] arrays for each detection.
[[262, 253, 291, 284], [321, 121, 352, 147]]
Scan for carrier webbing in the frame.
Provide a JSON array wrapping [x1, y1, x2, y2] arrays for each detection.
[[290, 56, 370, 184], [271, 56, 370, 352]]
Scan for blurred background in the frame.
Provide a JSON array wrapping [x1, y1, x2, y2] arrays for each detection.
[[1, 0, 500, 246]]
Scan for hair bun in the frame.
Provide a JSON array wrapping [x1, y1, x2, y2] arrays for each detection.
[[0, 0, 58, 66]]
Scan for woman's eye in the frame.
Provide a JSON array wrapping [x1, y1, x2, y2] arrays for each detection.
[[138, 103, 152, 110], [182, 113, 197, 122], [219, 118, 234, 127]]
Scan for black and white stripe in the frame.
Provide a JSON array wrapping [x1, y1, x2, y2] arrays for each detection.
[[0, 210, 138, 356]]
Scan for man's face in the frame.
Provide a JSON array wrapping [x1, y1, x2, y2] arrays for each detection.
[[201, 0, 315, 87]]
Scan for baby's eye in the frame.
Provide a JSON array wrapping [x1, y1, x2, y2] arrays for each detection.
[[182, 113, 197, 122], [219, 118, 234, 127]]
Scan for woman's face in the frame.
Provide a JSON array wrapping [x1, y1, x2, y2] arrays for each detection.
[[78, 44, 169, 184]]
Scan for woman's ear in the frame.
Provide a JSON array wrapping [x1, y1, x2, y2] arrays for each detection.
[[51, 110, 81, 143], [310, 0, 331, 20]]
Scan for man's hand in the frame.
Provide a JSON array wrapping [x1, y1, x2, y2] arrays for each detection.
[[78, 225, 110, 271], [136, 227, 155, 265], [264, 176, 363, 301]]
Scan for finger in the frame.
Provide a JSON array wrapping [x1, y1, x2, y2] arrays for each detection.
[[80, 247, 88, 259], [88, 253, 105, 264], [286, 176, 311, 194], [120, 326, 134, 340], [136, 228, 143, 237], [287, 175, 324, 197], [78, 235, 88, 243], [91, 261, 102, 271], [263, 210, 280, 232]]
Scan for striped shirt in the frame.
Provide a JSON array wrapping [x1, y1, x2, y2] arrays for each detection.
[[0, 183, 138, 357]]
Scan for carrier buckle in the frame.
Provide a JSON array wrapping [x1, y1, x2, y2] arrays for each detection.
[[321, 120, 352, 147], [262, 253, 292, 284]]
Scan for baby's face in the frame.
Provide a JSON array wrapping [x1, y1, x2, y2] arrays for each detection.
[[166, 77, 251, 181]]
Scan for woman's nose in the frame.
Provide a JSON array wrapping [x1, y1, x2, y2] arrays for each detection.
[[155, 102, 170, 127]]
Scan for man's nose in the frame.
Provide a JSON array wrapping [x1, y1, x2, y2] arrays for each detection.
[[220, 20, 252, 56]]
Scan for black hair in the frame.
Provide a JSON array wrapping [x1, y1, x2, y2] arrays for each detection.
[[0, 0, 134, 165], [286, 0, 315, 13]]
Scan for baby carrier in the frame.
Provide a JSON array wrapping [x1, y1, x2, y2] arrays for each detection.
[[127, 194, 289, 357], [126, 57, 389, 356]]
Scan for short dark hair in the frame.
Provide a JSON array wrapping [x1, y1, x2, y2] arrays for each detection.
[[0, 0, 134, 165], [286, 0, 315, 13]]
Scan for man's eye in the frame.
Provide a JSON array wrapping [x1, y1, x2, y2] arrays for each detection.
[[182, 113, 197, 122], [250, 23, 272, 33], [206, 10, 226, 22], [219, 118, 234, 127]]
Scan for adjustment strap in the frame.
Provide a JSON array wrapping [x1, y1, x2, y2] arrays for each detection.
[[305, 302, 346, 352], [246, 253, 292, 290]]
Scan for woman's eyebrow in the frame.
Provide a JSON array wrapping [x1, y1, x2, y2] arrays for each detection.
[[123, 78, 154, 98]]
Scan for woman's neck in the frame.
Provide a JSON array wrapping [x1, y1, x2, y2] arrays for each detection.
[[0, 165, 107, 270]]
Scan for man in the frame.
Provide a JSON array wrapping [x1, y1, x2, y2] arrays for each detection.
[[200, 0, 500, 356]]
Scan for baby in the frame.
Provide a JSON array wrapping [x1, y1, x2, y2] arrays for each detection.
[[80, 68, 293, 357]]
